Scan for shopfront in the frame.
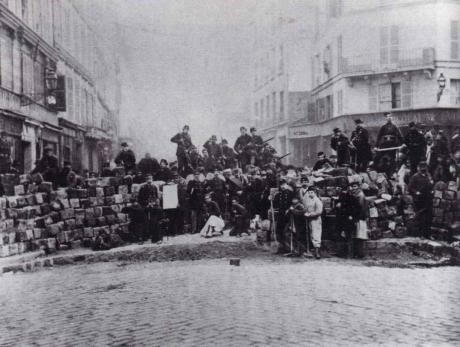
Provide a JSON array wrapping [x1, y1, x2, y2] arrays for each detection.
[[59, 119, 85, 173], [0, 112, 25, 173]]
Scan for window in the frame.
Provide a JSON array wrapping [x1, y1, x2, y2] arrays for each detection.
[[337, 90, 343, 115], [272, 91, 276, 119], [337, 35, 342, 73], [0, 33, 14, 90], [380, 26, 399, 65], [33, 54, 45, 104], [451, 20, 459, 60], [450, 79, 460, 105], [325, 95, 333, 119], [391, 82, 401, 109], [279, 91, 284, 120], [378, 83, 391, 110], [21, 47, 34, 96], [368, 85, 377, 111], [401, 80, 412, 108], [74, 79, 80, 123], [323, 45, 332, 78]]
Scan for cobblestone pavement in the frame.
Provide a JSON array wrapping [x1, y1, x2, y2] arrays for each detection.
[[0, 258, 459, 347]]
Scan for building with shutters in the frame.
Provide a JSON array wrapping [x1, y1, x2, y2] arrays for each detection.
[[0, 0, 119, 174], [288, 0, 460, 167], [251, 1, 314, 165]]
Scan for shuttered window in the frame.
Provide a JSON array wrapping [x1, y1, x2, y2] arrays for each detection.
[[401, 80, 412, 108], [378, 83, 392, 110], [380, 26, 399, 64], [0, 34, 13, 90]]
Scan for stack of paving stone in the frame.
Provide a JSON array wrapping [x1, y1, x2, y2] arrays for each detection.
[[315, 170, 460, 241], [0, 175, 137, 258]]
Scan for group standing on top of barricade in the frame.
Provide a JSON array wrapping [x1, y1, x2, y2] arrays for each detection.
[[0, 112, 459, 259]]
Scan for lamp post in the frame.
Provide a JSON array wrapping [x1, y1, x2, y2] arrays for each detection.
[[437, 73, 446, 102]]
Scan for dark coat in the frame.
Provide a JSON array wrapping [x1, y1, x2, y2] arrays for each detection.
[[203, 141, 222, 159], [408, 172, 433, 204], [377, 122, 403, 148], [451, 134, 460, 154], [187, 179, 205, 210], [351, 127, 372, 160], [138, 157, 160, 176], [138, 183, 159, 207], [404, 129, 426, 156], [313, 158, 332, 171], [331, 134, 351, 164], [234, 134, 252, 153], [204, 200, 221, 217], [171, 132, 193, 156], [155, 167, 172, 182], [115, 150, 136, 172]]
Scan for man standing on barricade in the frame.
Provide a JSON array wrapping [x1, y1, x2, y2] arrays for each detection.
[[331, 128, 351, 167], [375, 113, 403, 174], [221, 139, 236, 169], [350, 119, 372, 172], [234, 126, 252, 171], [404, 122, 426, 175], [115, 142, 137, 174], [138, 153, 160, 179], [203, 135, 222, 162], [249, 127, 263, 166], [138, 175, 162, 243], [171, 125, 194, 176]]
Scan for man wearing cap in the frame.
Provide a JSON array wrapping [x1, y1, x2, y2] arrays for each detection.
[[404, 122, 426, 175], [330, 128, 351, 167], [171, 125, 194, 176], [32, 145, 59, 187], [350, 119, 372, 172], [375, 113, 403, 173], [249, 127, 264, 165], [408, 161, 433, 238], [234, 126, 252, 170], [272, 180, 295, 254], [115, 142, 137, 173]]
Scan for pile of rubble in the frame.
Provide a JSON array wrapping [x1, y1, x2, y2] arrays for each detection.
[[0, 173, 139, 258]]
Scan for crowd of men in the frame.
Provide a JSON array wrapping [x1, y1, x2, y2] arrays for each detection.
[[2, 111, 459, 259]]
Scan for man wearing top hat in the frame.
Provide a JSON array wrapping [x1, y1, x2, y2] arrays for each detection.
[[350, 119, 372, 172], [115, 142, 137, 173], [330, 127, 351, 167], [171, 125, 194, 176]]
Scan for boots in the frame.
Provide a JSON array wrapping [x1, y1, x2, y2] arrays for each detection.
[[314, 247, 321, 259]]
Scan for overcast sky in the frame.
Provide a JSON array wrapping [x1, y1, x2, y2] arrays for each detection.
[[104, 0, 260, 159]]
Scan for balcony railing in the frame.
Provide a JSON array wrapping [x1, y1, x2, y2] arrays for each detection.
[[341, 47, 435, 76]]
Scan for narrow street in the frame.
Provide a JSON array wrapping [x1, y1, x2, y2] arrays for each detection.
[[1, 257, 459, 346]]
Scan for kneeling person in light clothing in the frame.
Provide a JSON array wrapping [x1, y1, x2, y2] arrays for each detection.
[[302, 186, 323, 259]]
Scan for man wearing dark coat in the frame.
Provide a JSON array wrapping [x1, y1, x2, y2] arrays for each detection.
[[250, 127, 264, 166], [32, 145, 59, 187], [205, 172, 227, 214], [404, 122, 426, 175], [187, 171, 206, 233], [313, 152, 332, 171], [330, 128, 351, 167], [203, 135, 222, 161], [137, 153, 160, 178], [155, 159, 172, 182], [350, 119, 372, 172], [272, 180, 295, 253], [115, 142, 136, 173], [234, 126, 252, 170], [408, 162, 433, 238], [229, 198, 250, 237], [221, 139, 236, 169], [451, 128, 460, 155], [171, 125, 193, 176], [375, 113, 403, 174], [336, 186, 362, 258], [137, 175, 162, 243]]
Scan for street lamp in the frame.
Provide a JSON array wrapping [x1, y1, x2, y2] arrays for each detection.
[[45, 67, 58, 90], [437, 73, 446, 102]]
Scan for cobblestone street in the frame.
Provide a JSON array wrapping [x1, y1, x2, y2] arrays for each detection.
[[0, 256, 459, 346]]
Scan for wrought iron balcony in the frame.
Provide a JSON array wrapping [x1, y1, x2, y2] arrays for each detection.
[[341, 47, 435, 76]]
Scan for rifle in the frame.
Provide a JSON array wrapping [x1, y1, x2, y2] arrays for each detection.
[[277, 152, 291, 160], [262, 137, 275, 145]]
